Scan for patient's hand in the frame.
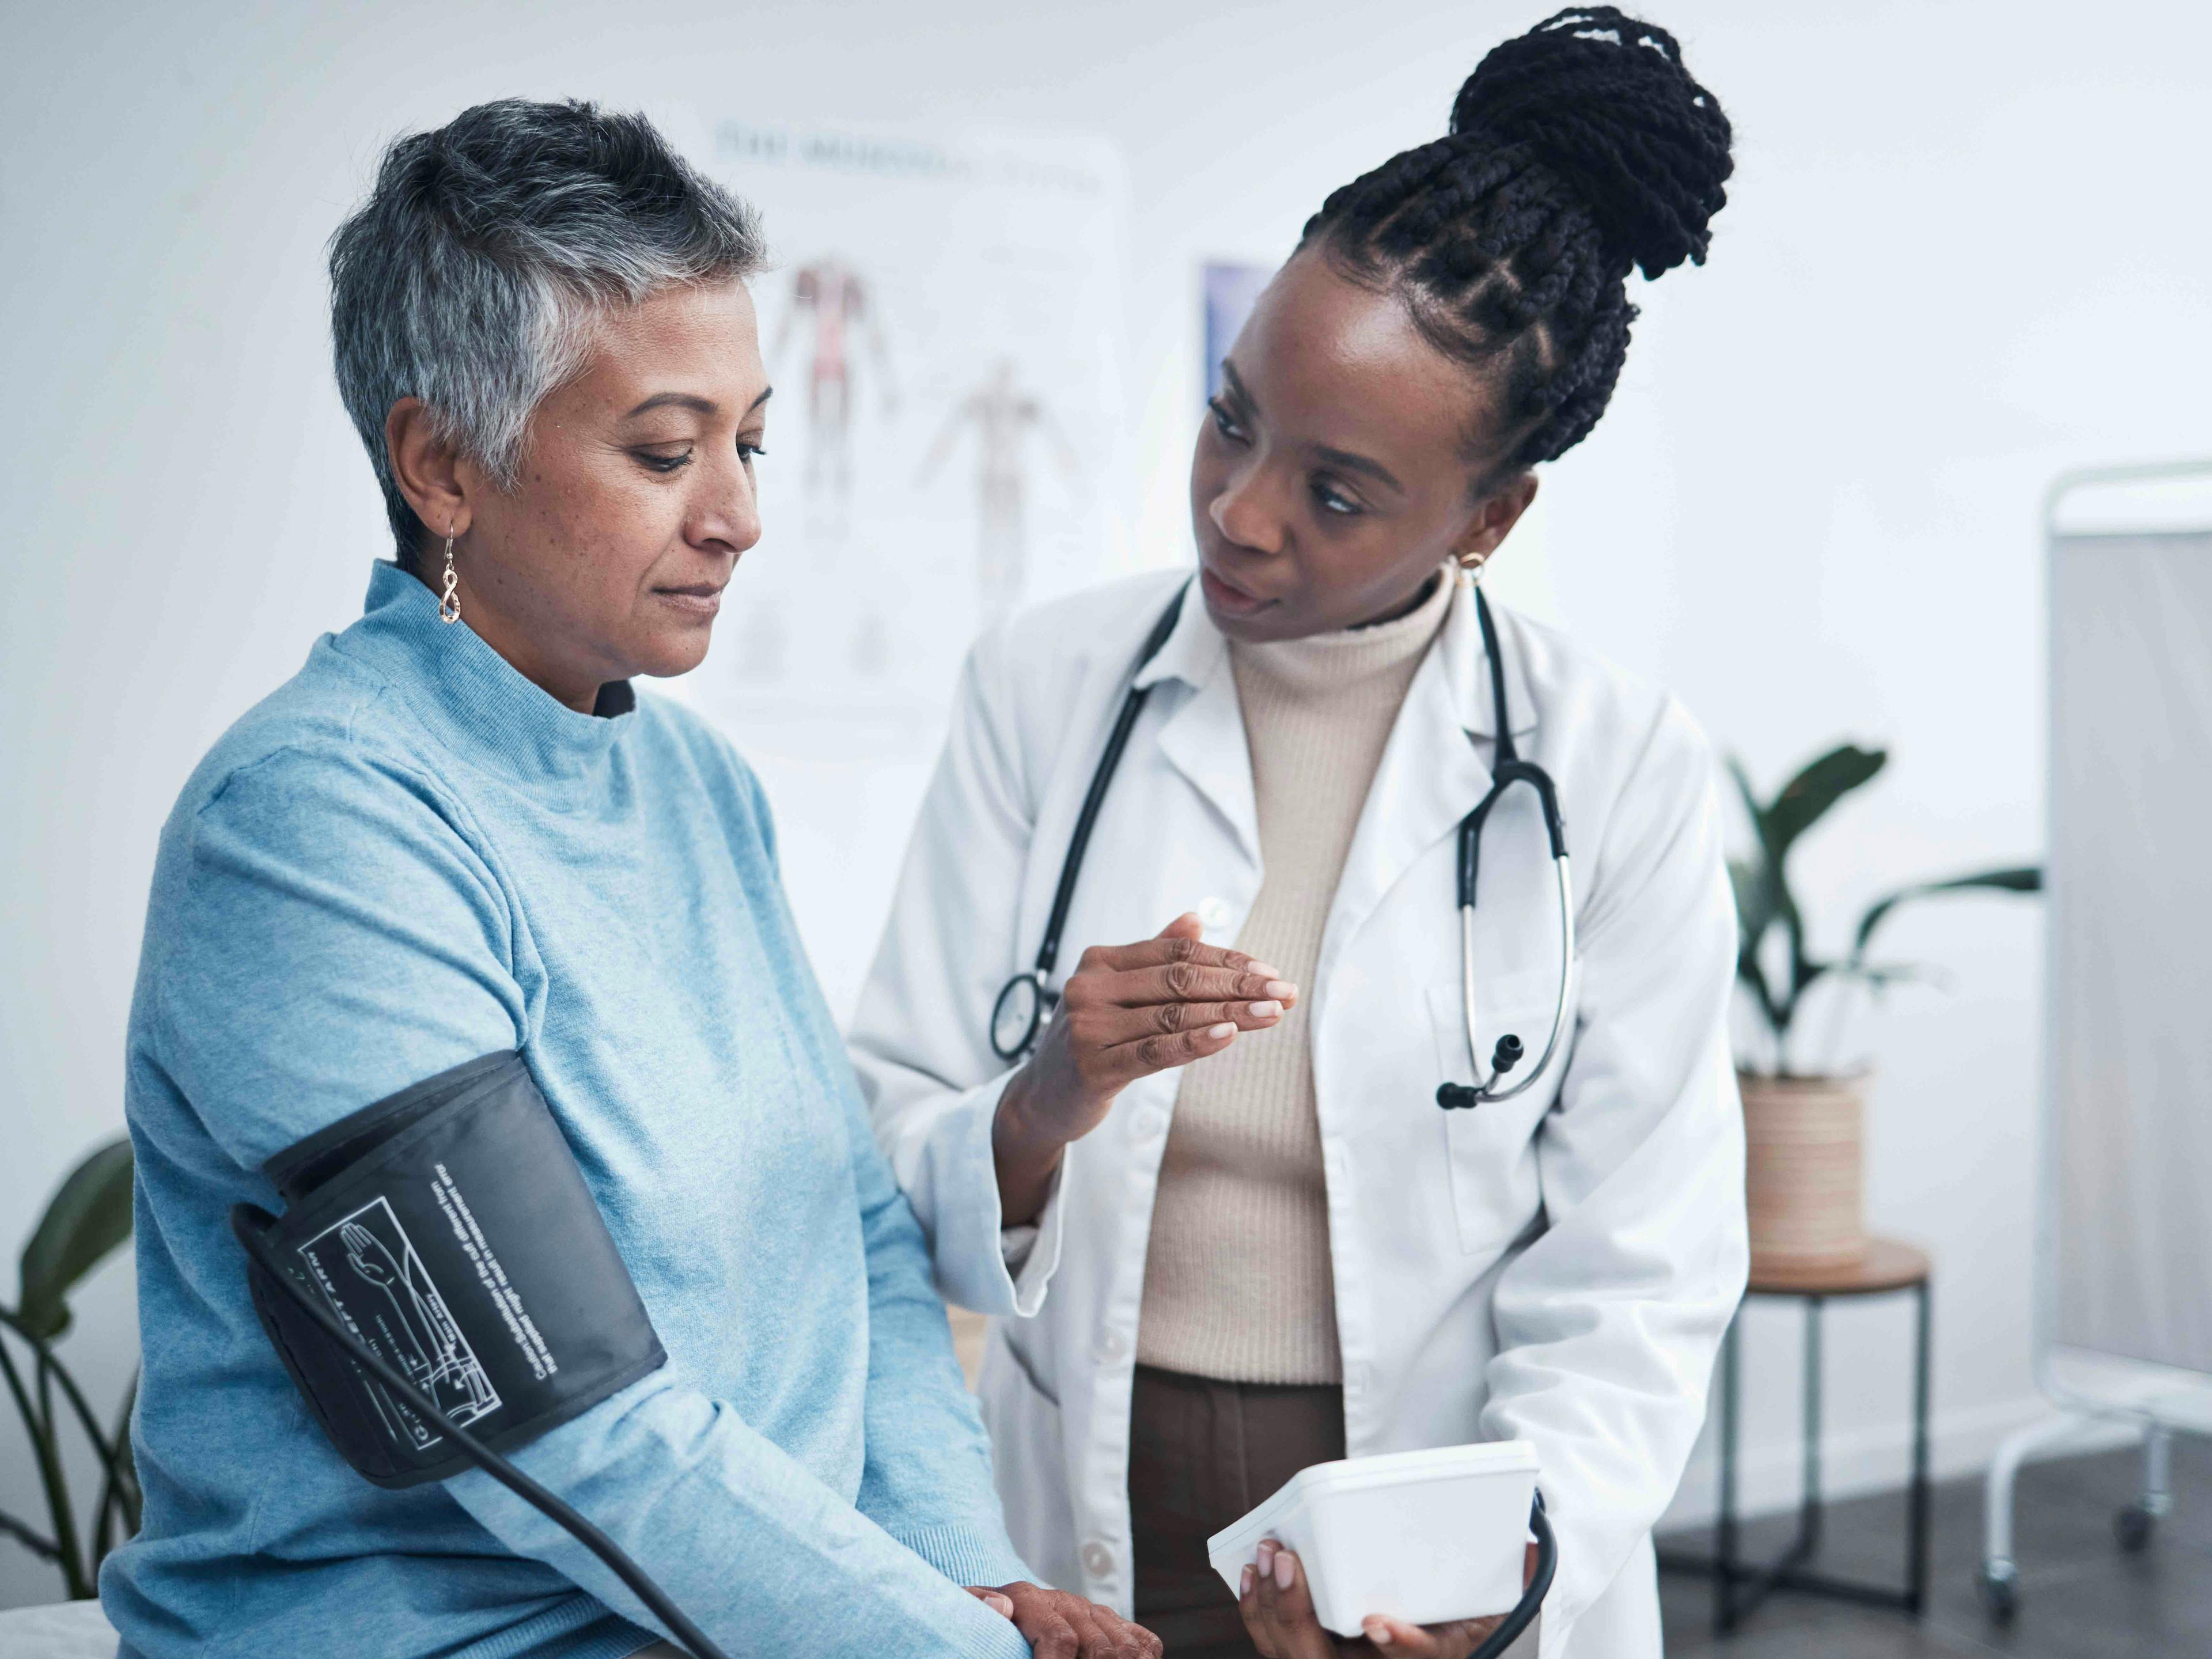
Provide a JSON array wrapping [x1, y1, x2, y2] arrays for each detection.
[[967, 1581, 1162, 1658], [994, 912, 1297, 1224], [1238, 1539, 1531, 1659]]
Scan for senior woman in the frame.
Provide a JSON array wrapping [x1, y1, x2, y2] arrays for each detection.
[[100, 100, 1153, 1659]]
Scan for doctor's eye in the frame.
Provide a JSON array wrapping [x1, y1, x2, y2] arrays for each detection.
[[737, 441, 768, 464], [1207, 396, 1250, 444], [1310, 476, 1366, 517]]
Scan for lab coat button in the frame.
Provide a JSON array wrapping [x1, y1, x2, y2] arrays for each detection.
[[1196, 896, 1232, 931], [1096, 1329, 1127, 1363], [1082, 1540, 1115, 1577]]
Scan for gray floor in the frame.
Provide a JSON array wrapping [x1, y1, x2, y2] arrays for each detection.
[[1656, 1439, 2212, 1657]]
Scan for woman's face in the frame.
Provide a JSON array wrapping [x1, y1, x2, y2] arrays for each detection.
[[404, 278, 770, 710], [1188, 249, 1535, 642]]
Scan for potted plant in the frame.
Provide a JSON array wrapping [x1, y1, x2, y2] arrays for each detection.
[[1729, 744, 2039, 1275], [2, 1137, 139, 1597]]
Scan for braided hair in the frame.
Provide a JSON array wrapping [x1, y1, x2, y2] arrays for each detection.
[[1303, 7, 1732, 474]]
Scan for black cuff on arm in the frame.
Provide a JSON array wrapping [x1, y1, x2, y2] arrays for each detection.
[[236, 1052, 665, 1488]]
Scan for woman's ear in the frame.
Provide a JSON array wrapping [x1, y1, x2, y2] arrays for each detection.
[[385, 397, 474, 543], [1454, 471, 1539, 563]]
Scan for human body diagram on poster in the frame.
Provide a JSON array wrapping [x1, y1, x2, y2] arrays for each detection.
[[687, 120, 1127, 727]]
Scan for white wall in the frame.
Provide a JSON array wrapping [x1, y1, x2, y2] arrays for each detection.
[[5, 0, 2209, 1608]]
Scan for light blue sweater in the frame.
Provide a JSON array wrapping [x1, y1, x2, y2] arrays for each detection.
[[103, 563, 1032, 1659]]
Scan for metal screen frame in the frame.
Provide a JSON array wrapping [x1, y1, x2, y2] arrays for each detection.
[[1978, 459, 2212, 1620]]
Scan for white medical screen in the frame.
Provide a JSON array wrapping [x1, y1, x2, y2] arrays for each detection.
[[2050, 531, 2212, 1376]]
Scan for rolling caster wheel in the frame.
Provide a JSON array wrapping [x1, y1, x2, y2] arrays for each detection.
[[1978, 1563, 2019, 1624], [2115, 1502, 2156, 1553]]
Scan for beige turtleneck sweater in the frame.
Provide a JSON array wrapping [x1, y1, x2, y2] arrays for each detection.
[[1137, 570, 1455, 1384]]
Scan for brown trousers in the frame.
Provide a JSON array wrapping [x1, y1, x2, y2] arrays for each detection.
[[1128, 1364, 1349, 1658]]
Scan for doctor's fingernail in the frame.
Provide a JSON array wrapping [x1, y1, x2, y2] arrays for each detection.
[[1263, 980, 1295, 1000], [1247, 1001, 1282, 1020], [1363, 1618, 1391, 1641], [1207, 1022, 1237, 1040], [1240, 1565, 1256, 1597], [1274, 1550, 1295, 1590], [1248, 962, 1282, 979], [1256, 1541, 1275, 1573]]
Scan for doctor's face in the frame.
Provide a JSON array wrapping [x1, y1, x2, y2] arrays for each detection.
[[1189, 249, 1536, 642]]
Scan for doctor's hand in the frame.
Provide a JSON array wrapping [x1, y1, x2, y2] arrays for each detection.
[[967, 1580, 1164, 1658], [994, 913, 1297, 1225], [1239, 1539, 1536, 1659]]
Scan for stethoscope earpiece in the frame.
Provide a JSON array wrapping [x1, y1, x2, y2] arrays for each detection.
[[1436, 1038, 1521, 1111]]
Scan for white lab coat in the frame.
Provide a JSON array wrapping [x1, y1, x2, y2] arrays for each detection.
[[850, 569, 1747, 1659]]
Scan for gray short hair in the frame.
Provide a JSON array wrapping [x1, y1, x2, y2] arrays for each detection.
[[329, 99, 767, 562]]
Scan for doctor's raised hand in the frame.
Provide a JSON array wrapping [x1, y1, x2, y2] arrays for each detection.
[[994, 912, 1298, 1225]]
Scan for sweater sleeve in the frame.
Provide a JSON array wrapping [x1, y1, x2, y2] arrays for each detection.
[[157, 747, 1029, 1659], [847, 1092, 1036, 1588], [734, 758, 1035, 1589]]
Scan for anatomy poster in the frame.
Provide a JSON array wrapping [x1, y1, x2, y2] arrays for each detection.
[[659, 118, 1131, 1017], [682, 119, 1130, 733]]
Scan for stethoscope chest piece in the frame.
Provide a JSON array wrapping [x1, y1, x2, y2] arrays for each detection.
[[988, 585, 1190, 1064], [991, 972, 1054, 1062]]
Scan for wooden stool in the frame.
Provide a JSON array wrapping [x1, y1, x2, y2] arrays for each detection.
[[1658, 1236, 1933, 1634]]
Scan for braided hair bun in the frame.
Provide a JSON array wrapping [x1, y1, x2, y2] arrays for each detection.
[[1302, 7, 1733, 468], [1451, 7, 1732, 278]]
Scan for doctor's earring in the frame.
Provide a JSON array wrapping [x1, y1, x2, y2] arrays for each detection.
[[438, 532, 461, 624], [1456, 552, 1492, 587]]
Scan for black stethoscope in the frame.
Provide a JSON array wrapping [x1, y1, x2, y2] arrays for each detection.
[[989, 570, 1575, 1112]]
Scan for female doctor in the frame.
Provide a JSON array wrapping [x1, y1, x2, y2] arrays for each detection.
[[853, 12, 1746, 1657]]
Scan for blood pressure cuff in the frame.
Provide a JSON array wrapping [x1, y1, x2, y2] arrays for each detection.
[[233, 1051, 666, 1488]]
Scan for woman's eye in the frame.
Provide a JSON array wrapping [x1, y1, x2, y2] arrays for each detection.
[[1207, 397, 1249, 443], [737, 442, 767, 464], [635, 448, 693, 475], [1312, 478, 1364, 517]]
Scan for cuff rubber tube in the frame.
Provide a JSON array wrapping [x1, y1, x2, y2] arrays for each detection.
[[1471, 1494, 1555, 1659]]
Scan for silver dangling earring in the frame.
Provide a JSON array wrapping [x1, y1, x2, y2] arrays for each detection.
[[438, 532, 461, 625]]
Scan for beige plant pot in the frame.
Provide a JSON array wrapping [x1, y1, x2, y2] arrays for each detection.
[[1738, 1070, 1867, 1276]]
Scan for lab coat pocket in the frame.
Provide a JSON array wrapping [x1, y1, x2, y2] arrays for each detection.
[[1427, 976, 1557, 1256]]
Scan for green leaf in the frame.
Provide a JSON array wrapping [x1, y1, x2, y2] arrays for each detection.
[[16, 1139, 134, 1342], [1734, 942, 1775, 1017], [1725, 755, 1766, 834], [1726, 857, 1770, 954], [1760, 744, 1887, 866], [1725, 757, 1781, 954], [1842, 958, 1949, 990], [1851, 866, 2044, 962]]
